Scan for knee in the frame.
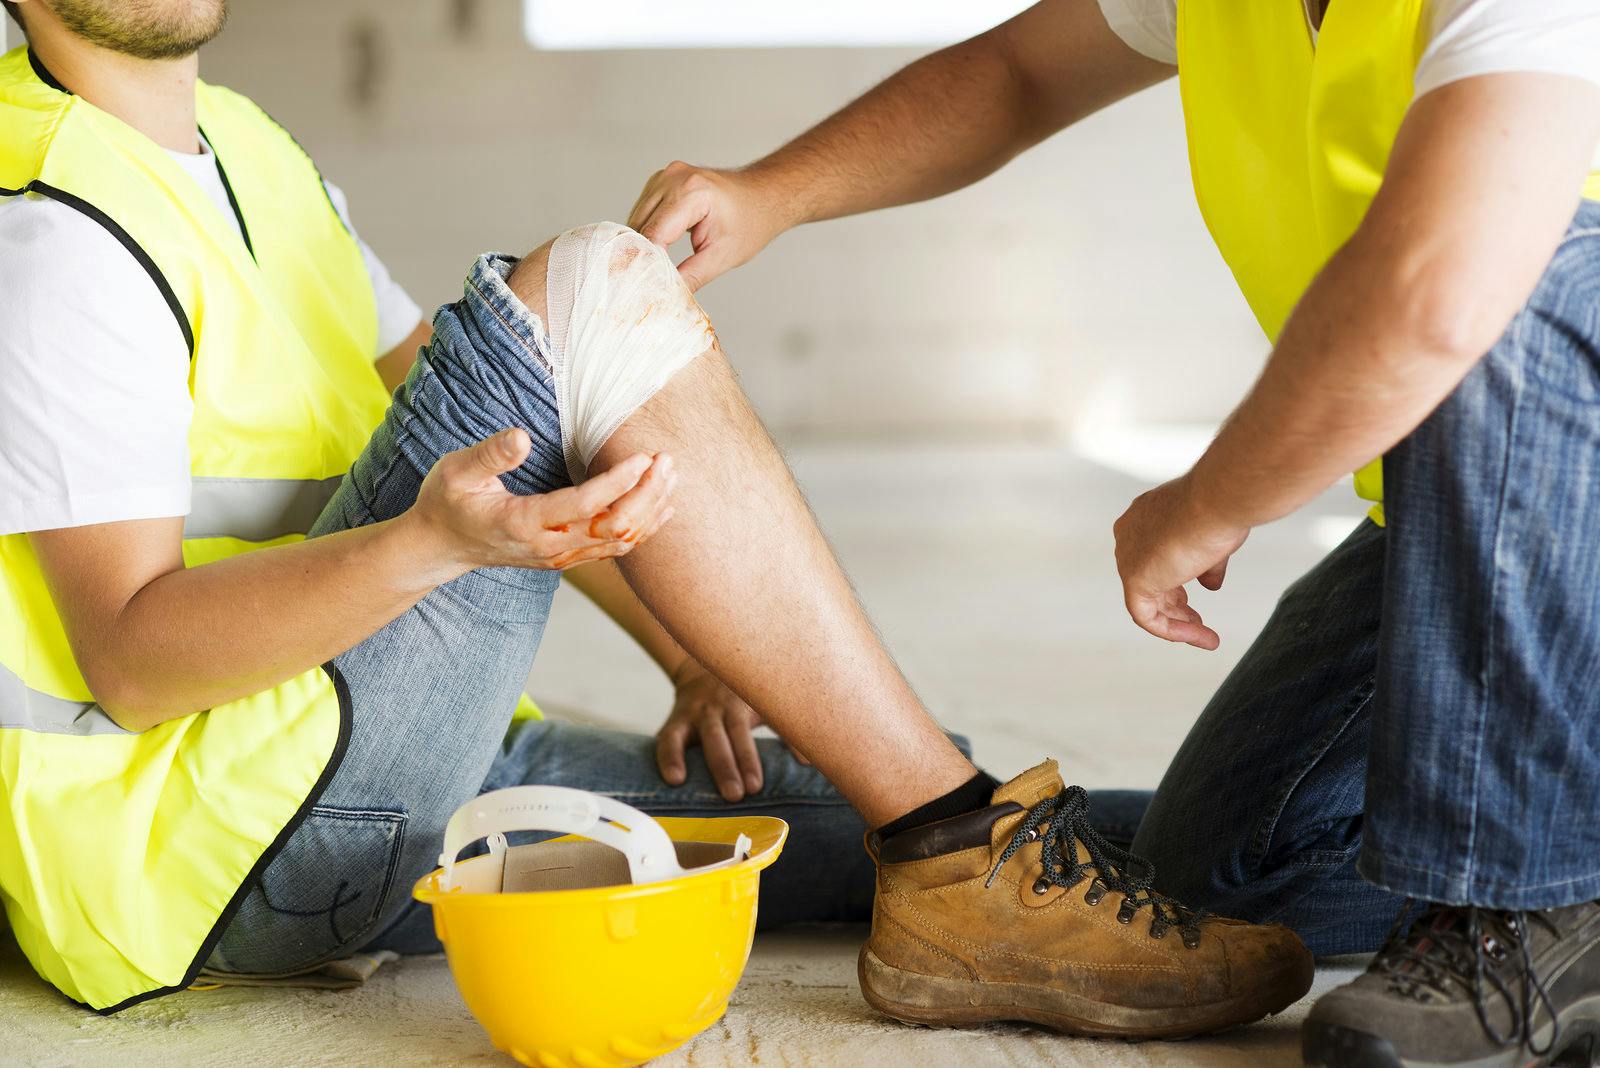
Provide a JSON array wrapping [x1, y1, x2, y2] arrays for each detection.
[[506, 238, 555, 321], [515, 222, 718, 482]]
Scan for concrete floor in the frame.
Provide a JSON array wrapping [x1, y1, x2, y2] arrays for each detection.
[[1, 439, 1371, 1067]]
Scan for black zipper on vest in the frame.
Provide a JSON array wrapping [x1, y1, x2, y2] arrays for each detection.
[[0, 179, 196, 359], [198, 125, 257, 262]]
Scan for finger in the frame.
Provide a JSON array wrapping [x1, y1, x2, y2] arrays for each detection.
[[545, 540, 631, 571], [726, 712, 765, 795], [655, 722, 690, 785], [632, 505, 676, 548], [627, 174, 664, 231], [674, 249, 720, 294], [591, 454, 675, 540], [451, 428, 530, 483], [696, 717, 746, 802], [1198, 557, 1230, 591], [637, 194, 707, 252], [542, 453, 656, 525], [1128, 594, 1221, 650]]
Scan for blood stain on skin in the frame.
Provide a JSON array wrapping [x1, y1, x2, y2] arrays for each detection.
[[588, 509, 611, 539], [546, 523, 571, 534]]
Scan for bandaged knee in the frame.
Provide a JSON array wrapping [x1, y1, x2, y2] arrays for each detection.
[[541, 222, 717, 483]]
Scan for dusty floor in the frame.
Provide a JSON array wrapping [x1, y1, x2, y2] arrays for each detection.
[[1, 440, 1371, 1067]]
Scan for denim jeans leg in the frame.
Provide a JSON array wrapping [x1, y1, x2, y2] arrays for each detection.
[[208, 256, 574, 974], [365, 718, 906, 954], [1130, 520, 1404, 956], [1362, 202, 1600, 909]]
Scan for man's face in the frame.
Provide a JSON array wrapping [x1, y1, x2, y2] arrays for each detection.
[[35, 0, 227, 60]]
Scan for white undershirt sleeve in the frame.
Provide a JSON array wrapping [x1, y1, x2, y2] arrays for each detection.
[[0, 195, 194, 535], [1417, 0, 1600, 100], [1094, 0, 1179, 66]]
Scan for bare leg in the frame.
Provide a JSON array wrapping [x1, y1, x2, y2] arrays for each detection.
[[509, 243, 973, 826]]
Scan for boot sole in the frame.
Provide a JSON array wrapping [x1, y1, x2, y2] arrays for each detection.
[[1302, 998, 1600, 1068], [858, 945, 1314, 1040]]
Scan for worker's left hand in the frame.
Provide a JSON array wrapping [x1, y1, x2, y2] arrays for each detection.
[[1113, 475, 1250, 650], [655, 663, 808, 802]]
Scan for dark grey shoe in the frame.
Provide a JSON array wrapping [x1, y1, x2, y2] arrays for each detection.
[[1303, 903, 1600, 1068]]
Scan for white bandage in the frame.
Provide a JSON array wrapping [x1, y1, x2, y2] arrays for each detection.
[[542, 222, 717, 482]]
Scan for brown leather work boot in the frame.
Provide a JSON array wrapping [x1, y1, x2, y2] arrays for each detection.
[[859, 760, 1314, 1038]]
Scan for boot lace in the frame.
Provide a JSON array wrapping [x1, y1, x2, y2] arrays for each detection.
[[984, 785, 1207, 948], [1375, 901, 1562, 1055]]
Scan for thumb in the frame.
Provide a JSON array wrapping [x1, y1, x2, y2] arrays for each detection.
[[676, 249, 717, 293], [460, 428, 530, 481]]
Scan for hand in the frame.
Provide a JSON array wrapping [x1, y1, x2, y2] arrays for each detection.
[[655, 662, 810, 802], [408, 429, 676, 576], [1112, 475, 1250, 650], [628, 162, 796, 291]]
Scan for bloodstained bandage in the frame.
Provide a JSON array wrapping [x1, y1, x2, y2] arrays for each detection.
[[541, 222, 717, 483]]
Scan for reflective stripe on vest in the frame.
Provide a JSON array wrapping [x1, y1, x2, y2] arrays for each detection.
[[0, 661, 128, 736], [1175, 0, 1600, 523], [185, 475, 343, 542]]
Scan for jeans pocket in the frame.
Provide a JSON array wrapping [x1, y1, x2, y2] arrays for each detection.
[[238, 805, 408, 971]]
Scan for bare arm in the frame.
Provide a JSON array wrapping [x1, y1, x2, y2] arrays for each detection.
[[628, 0, 1171, 289], [32, 436, 675, 731], [375, 320, 431, 394], [1113, 73, 1600, 648]]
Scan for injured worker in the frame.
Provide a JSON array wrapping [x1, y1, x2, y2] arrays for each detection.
[[0, 0, 1310, 1039]]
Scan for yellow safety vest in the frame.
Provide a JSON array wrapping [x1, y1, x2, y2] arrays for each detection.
[[0, 46, 388, 1012], [1176, 0, 1600, 520]]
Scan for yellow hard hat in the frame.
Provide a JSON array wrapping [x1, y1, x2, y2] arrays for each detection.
[[414, 785, 788, 1068]]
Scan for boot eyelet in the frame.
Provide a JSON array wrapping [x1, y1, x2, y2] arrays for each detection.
[[1116, 899, 1137, 925], [1023, 829, 1039, 843], [1182, 930, 1202, 950], [1084, 881, 1106, 907], [1149, 924, 1167, 940], [1032, 877, 1052, 896]]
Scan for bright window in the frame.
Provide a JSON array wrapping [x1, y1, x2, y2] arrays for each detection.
[[524, 1, 1034, 50]]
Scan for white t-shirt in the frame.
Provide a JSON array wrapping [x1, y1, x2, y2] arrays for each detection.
[[1098, 0, 1600, 167], [0, 138, 422, 536]]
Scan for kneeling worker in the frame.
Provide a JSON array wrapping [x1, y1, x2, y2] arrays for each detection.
[[0, 0, 1309, 1038]]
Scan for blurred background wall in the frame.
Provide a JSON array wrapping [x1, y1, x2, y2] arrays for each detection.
[[3, 0, 1269, 444]]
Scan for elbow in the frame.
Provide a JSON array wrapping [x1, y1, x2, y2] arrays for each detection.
[[1368, 238, 1521, 369], [1395, 278, 1507, 366], [82, 660, 166, 732]]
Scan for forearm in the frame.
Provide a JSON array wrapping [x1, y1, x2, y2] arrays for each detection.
[[1183, 236, 1488, 527], [566, 559, 691, 679], [747, 40, 1035, 225], [45, 515, 457, 730], [748, 0, 1167, 225]]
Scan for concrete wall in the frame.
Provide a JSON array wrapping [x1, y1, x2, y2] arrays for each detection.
[[31, 1, 1271, 438]]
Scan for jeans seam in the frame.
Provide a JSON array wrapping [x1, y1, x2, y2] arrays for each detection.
[[1458, 314, 1532, 890], [1246, 674, 1376, 871], [1362, 850, 1600, 901], [464, 273, 552, 376]]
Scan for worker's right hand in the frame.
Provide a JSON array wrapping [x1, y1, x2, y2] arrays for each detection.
[[409, 428, 677, 574], [628, 162, 794, 292]]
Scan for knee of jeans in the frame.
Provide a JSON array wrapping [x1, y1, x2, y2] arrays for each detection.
[[530, 222, 718, 483]]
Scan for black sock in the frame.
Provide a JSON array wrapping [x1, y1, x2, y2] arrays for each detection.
[[875, 771, 1000, 839]]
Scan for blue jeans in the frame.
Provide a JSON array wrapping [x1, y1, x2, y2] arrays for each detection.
[[1096, 200, 1600, 956], [207, 255, 875, 974]]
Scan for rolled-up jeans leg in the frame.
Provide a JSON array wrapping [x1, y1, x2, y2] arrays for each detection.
[[208, 255, 574, 974]]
